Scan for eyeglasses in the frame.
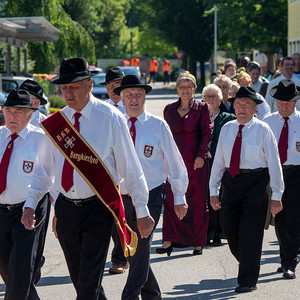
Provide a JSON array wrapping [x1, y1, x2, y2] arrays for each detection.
[[177, 86, 194, 91], [106, 83, 121, 89], [123, 92, 145, 99], [204, 94, 218, 100]]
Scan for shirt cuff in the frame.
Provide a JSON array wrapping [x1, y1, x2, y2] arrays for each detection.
[[209, 187, 219, 197], [135, 205, 150, 219], [24, 197, 39, 211], [173, 192, 187, 205], [271, 192, 283, 201]]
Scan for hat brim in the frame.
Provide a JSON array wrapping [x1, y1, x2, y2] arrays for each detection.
[[270, 85, 300, 101], [3, 103, 38, 110], [228, 96, 263, 104], [27, 91, 48, 105], [113, 84, 152, 96], [51, 74, 93, 85]]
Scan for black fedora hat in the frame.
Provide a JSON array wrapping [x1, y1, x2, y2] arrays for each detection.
[[270, 79, 300, 101], [101, 67, 125, 85], [51, 57, 93, 84], [113, 75, 152, 96], [19, 79, 48, 105], [228, 86, 263, 104], [4, 89, 38, 110]]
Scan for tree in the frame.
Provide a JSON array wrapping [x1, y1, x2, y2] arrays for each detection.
[[216, 0, 288, 55]]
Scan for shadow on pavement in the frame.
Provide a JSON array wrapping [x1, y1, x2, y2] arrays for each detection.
[[36, 275, 72, 286]]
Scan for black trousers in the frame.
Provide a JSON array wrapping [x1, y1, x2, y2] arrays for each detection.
[[122, 184, 165, 300], [111, 220, 127, 265], [163, 72, 170, 84], [275, 165, 300, 270], [55, 194, 114, 300], [0, 194, 48, 300], [220, 169, 269, 287]]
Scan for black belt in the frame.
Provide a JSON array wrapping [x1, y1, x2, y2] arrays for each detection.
[[226, 167, 267, 174], [282, 165, 297, 170], [0, 201, 25, 211], [60, 193, 98, 207]]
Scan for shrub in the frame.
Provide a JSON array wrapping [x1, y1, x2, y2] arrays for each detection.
[[48, 95, 66, 109]]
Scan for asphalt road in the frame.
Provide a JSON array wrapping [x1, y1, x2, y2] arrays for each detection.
[[0, 82, 299, 299]]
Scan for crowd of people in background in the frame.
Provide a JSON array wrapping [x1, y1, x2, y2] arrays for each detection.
[[0, 52, 299, 299]]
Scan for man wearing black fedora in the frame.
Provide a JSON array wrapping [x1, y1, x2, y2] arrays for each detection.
[[19, 79, 50, 284], [113, 75, 188, 300], [0, 89, 48, 299], [102, 67, 126, 114], [263, 79, 300, 280], [19, 79, 49, 127], [210, 86, 284, 293], [23, 57, 154, 300]]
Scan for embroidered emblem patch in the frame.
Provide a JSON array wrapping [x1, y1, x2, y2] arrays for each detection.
[[296, 141, 300, 153], [23, 161, 34, 173], [64, 136, 75, 148], [144, 145, 154, 158]]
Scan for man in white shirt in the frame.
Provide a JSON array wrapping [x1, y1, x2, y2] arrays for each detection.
[[19, 78, 50, 284], [0, 89, 47, 300], [19, 79, 48, 127], [113, 75, 189, 300], [103, 67, 126, 113], [22, 58, 154, 300], [210, 86, 284, 293], [265, 56, 300, 112], [263, 79, 300, 280]]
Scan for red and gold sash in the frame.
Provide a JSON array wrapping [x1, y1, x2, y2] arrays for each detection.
[[41, 110, 137, 257]]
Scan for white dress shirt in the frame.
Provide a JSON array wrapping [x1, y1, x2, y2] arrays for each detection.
[[0, 124, 45, 205], [121, 110, 188, 205], [29, 110, 47, 128], [263, 110, 300, 165], [209, 117, 284, 200], [265, 75, 300, 112], [106, 98, 126, 114], [26, 96, 149, 218]]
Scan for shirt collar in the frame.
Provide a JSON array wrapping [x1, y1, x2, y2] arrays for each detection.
[[237, 116, 255, 129], [125, 110, 148, 125], [5, 123, 30, 140], [283, 110, 296, 122], [69, 97, 94, 121]]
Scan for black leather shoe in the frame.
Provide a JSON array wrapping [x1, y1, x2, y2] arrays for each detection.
[[193, 247, 203, 255], [212, 236, 222, 246], [283, 267, 296, 279], [235, 285, 257, 293], [156, 245, 173, 256], [277, 265, 284, 273]]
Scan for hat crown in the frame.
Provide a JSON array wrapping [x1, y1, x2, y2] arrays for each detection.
[[105, 67, 124, 83], [19, 79, 43, 97], [235, 86, 256, 99], [59, 57, 91, 78], [4, 88, 34, 109], [121, 75, 143, 86]]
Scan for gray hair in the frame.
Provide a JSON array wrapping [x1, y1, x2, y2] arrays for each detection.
[[202, 84, 223, 100], [214, 75, 233, 88]]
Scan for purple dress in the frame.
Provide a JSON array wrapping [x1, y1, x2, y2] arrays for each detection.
[[163, 98, 213, 247]]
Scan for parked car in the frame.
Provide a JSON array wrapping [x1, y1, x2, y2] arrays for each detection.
[[91, 73, 108, 100], [117, 66, 146, 84]]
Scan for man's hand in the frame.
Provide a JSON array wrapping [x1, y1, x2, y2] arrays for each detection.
[[174, 204, 188, 220], [210, 196, 221, 211], [194, 157, 204, 170], [137, 215, 155, 238], [52, 216, 58, 238], [21, 208, 36, 230], [270, 200, 283, 217]]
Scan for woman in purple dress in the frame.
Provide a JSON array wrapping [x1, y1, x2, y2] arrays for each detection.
[[156, 71, 213, 255]]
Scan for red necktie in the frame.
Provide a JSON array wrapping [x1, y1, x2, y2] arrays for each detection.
[[61, 112, 81, 192], [114, 104, 118, 108], [0, 133, 19, 194], [229, 125, 244, 178], [278, 117, 289, 164], [129, 117, 137, 145]]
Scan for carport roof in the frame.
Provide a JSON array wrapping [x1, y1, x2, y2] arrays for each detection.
[[0, 16, 60, 47]]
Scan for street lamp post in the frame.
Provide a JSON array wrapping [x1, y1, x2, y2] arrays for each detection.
[[214, 1, 217, 73]]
